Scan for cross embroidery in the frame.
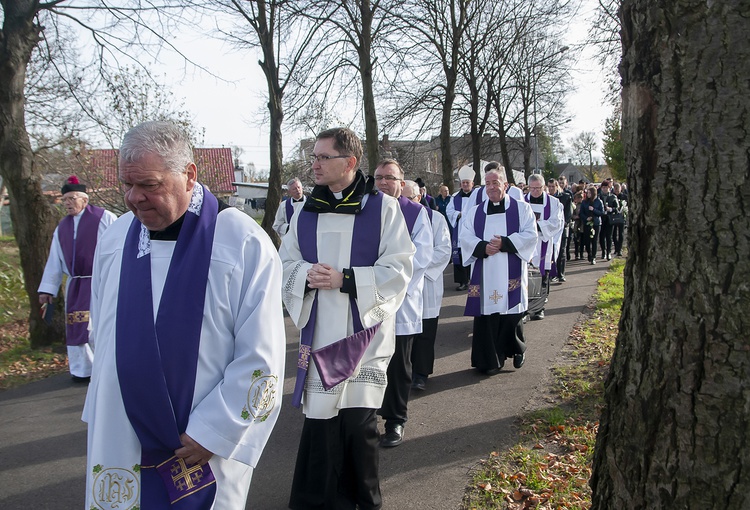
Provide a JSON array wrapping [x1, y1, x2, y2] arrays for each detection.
[[298, 345, 311, 369], [489, 290, 502, 304], [170, 458, 205, 493]]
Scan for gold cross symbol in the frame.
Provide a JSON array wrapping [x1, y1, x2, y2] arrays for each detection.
[[489, 290, 503, 304], [170, 458, 205, 492]]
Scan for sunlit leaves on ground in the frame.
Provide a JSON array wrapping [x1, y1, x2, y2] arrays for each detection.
[[464, 259, 625, 509]]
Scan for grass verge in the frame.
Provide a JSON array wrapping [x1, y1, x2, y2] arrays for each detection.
[[0, 236, 68, 390], [462, 258, 624, 510]]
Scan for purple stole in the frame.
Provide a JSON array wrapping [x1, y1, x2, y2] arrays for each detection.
[[525, 194, 556, 276], [464, 199, 522, 316], [398, 195, 422, 235], [57, 205, 105, 346], [116, 186, 219, 508], [285, 197, 294, 222], [291, 192, 384, 408]]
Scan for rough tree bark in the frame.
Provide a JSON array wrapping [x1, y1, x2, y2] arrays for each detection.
[[590, 1, 749, 509], [0, 1, 62, 348]]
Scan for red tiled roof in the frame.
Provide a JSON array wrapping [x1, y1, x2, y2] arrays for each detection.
[[80, 148, 236, 194]]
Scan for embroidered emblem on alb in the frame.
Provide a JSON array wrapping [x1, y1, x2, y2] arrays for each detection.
[[468, 284, 481, 298], [489, 290, 503, 304], [241, 370, 278, 422], [91, 465, 140, 510], [67, 310, 90, 324]]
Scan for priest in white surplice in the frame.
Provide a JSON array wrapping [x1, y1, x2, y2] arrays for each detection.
[[272, 177, 306, 237], [83, 121, 285, 510], [280, 128, 413, 510], [524, 173, 565, 321], [460, 167, 538, 373], [38, 176, 116, 382]]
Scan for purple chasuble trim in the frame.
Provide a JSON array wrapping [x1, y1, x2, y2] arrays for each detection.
[[398, 195, 421, 235], [116, 186, 218, 508], [58, 205, 105, 346], [286, 197, 294, 222], [292, 193, 384, 407], [464, 199, 522, 316], [451, 194, 463, 265]]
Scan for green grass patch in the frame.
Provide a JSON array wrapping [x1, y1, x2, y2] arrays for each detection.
[[463, 259, 624, 510], [0, 236, 68, 389]]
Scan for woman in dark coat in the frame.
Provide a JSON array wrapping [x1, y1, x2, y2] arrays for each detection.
[[579, 186, 604, 264]]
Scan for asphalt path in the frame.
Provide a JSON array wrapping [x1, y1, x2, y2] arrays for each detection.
[[0, 257, 611, 509]]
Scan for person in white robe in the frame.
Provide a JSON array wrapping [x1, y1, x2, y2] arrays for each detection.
[[524, 173, 565, 321], [83, 121, 285, 510], [460, 167, 538, 373], [280, 128, 413, 510], [406, 180, 451, 391], [272, 177, 307, 237], [446, 165, 482, 290], [38, 176, 116, 382], [373, 164, 433, 449]]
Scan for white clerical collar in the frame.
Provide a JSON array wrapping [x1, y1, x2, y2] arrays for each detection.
[[332, 191, 344, 200]]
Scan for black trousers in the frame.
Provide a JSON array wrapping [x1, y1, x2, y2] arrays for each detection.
[[612, 222, 625, 254], [453, 262, 470, 285], [587, 225, 601, 261], [289, 408, 382, 510], [599, 220, 613, 257], [411, 317, 439, 377], [556, 227, 569, 277], [378, 334, 414, 427], [471, 312, 526, 371]]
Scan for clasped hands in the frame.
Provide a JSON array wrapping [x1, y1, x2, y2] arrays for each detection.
[[307, 263, 344, 290], [175, 433, 213, 467], [484, 235, 503, 256]]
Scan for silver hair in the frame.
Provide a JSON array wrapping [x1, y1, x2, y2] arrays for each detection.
[[119, 121, 194, 173], [403, 179, 420, 197], [287, 177, 302, 187], [528, 173, 545, 186], [485, 168, 508, 183]]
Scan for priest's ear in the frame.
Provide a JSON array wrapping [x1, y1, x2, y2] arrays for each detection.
[[184, 162, 198, 190]]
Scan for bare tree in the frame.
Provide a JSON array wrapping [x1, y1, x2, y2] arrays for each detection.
[[568, 130, 599, 181], [0, 1, 195, 347], [590, 0, 749, 507]]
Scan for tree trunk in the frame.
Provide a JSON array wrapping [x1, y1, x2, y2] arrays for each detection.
[[358, 0, 380, 174], [440, 71, 457, 192], [0, 2, 62, 348], [590, 1, 750, 509]]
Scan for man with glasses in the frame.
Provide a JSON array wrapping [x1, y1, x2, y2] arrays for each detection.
[[38, 176, 117, 382], [373, 160, 433, 448], [524, 174, 564, 320], [280, 128, 414, 510]]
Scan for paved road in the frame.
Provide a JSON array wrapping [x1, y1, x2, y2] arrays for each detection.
[[0, 257, 611, 509]]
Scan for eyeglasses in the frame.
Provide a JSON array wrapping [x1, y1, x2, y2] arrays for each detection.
[[529, 186, 543, 191], [309, 154, 351, 164], [406, 195, 418, 200], [374, 175, 400, 182], [62, 197, 83, 203]]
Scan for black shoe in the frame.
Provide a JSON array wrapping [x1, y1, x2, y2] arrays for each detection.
[[411, 377, 426, 391], [71, 375, 91, 384], [513, 353, 526, 369], [380, 424, 404, 448], [559, 275, 566, 282], [456, 284, 468, 291], [531, 310, 545, 320]]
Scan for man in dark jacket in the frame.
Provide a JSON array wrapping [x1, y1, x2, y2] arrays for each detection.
[[548, 178, 573, 282]]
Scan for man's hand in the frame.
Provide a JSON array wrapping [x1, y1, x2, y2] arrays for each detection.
[[307, 263, 344, 290], [485, 235, 503, 256], [39, 293, 53, 305], [175, 433, 213, 466]]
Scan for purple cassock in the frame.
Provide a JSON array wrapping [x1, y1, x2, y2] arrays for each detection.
[[291, 192, 384, 408], [116, 185, 219, 508], [464, 199, 523, 317], [57, 205, 105, 346]]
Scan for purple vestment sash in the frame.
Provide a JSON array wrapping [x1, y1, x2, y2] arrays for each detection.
[[286, 197, 294, 222], [450, 189, 485, 264], [57, 205, 105, 346], [525, 194, 555, 276], [464, 198, 522, 316], [291, 193, 383, 407], [116, 185, 218, 508], [398, 195, 422, 235]]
